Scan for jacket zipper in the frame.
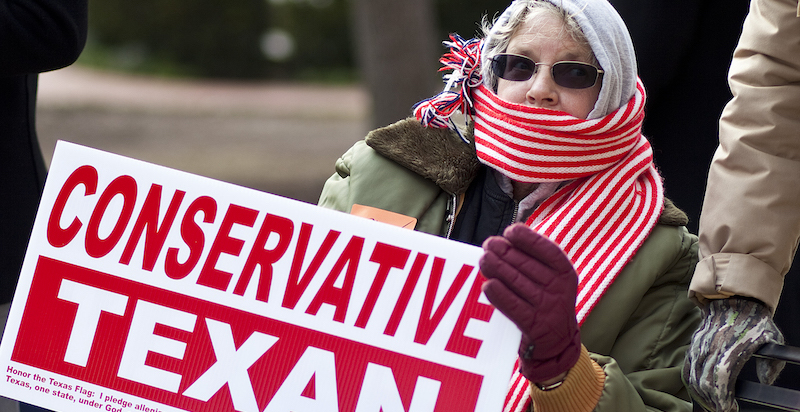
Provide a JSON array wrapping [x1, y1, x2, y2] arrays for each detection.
[[445, 193, 458, 239], [511, 201, 520, 224], [445, 196, 520, 238]]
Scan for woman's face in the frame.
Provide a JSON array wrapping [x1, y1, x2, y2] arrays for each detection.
[[496, 14, 602, 119]]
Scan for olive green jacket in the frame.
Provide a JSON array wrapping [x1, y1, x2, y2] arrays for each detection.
[[319, 119, 701, 412]]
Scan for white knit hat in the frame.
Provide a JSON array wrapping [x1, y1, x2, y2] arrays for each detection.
[[482, 0, 638, 119]]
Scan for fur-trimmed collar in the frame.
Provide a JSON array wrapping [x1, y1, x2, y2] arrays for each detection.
[[365, 118, 688, 226], [366, 118, 480, 195]]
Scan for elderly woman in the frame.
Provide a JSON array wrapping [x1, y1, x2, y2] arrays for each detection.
[[319, 0, 700, 411]]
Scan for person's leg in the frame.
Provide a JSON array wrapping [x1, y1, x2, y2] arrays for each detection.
[[0, 396, 20, 412], [17, 405, 48, 412], [1, 303, 51, 412], [0, 302, 21, 412]]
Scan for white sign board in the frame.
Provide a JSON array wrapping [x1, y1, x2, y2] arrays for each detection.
[[0, 141, 520, 412]]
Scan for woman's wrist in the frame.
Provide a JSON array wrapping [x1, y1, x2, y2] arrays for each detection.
[[529, 346, 605, 412], [535, 371, 568, 390]]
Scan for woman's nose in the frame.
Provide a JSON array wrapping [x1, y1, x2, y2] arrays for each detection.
[[525, 66, 558, 108]]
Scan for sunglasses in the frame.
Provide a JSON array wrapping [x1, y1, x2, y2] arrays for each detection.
[[491, 53, 604, 89]]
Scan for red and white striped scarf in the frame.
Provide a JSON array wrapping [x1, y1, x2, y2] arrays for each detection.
[[473, 80, 664, 412], [412, 35, 663, 412]]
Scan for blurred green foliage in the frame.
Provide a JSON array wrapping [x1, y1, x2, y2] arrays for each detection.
[[83, 0, 511, 81], [435, 0, 511, 40], [267, 0, 356, 82], [87, 0, 271, 78]]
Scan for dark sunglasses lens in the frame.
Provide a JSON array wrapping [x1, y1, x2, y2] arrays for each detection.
[[552, 62, 598, 89], [492, 55, 535, 81]]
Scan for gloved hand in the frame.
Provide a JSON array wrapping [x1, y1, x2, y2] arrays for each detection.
[[479, 223, 581, 383], [683, 296, 785, 412]]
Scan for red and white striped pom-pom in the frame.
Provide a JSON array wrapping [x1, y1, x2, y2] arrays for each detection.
[[413, 34, 483, 141]]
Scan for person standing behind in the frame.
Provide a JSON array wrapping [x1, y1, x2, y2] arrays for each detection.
[[609, 0, 749, 234], [682, 0, 800, 411], [1, 1, 87, 411]]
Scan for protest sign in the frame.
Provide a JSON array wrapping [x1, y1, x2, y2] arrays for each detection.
[[0, 141, 520, 412]]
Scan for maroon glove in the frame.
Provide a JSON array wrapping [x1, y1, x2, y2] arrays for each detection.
[[479, 223, 581, 383]]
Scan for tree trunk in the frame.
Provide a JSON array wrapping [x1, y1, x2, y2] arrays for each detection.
[[349, 0, 441, 129]]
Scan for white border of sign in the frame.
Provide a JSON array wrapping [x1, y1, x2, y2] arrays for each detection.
[[0, 141, 520, 412]]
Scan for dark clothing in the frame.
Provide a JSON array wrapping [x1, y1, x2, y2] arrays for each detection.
[[0, 75, 48, 304], [451, 167, 518, 246], [1, 0, 88, 304], [609, 0, 749, 233], [610, 0, 800, 390]]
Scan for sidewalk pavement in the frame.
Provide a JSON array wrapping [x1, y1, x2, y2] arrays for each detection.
[[35, 65, 370, 204]]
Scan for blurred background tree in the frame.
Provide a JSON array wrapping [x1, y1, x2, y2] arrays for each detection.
[[348, 0, 509, 127], [83, 0, 510, 122], [349, 0, 440, 128], [435, 0, 509, 39], [86, 0, 271, 78], [266, 0, 356, 82]]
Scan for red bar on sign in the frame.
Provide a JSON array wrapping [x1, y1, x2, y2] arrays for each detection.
[[12, 256, 483, 412]]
